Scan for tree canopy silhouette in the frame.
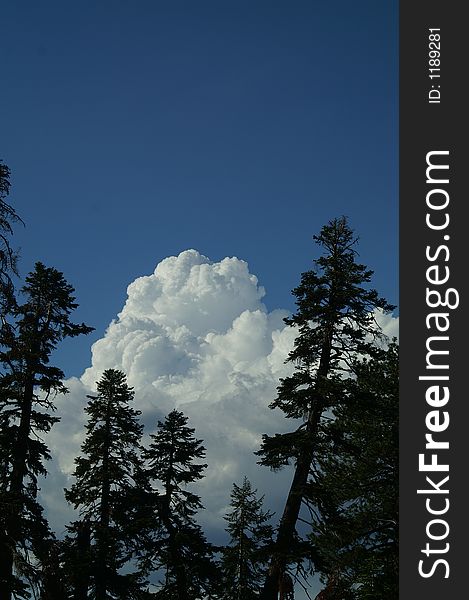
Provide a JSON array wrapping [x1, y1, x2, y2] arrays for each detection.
[[257, 217, 394, 599], [0, 262, 93, 599]]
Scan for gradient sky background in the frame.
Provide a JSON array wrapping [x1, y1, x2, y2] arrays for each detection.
[[2, 3, 398, 597], [2, 0, 398, 376]]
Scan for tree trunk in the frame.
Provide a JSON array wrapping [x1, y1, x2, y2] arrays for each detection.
[[95, 401, 112, 600], [0, 542, 14, 600], [261, 320, 334, 600], [160, 495, 188, 600], [74, 520, 91, 600], [0, 374, 35, 600], [260, 422, 317, 600]]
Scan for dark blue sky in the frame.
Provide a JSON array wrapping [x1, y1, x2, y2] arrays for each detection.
[[2, 0, 398, 377]]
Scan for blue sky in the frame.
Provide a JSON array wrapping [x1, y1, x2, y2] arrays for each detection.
[[2, 3, 398, 597], [2, 0, 398, 378]]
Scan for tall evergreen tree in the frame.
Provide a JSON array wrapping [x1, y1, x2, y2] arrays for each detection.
[[309, 343, 398, 599], [38, 538, 70, 600], [0, 262, 94, 599], [65, 369, 146, 600], [256, 217, 394, 599], [222, 477, 273, 600], [56, 519, 92, 600], [140, 410, 218, 599], [0, 160, 23, 310]]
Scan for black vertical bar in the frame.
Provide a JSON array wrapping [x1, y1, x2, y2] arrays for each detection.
[[400, 1, 467, 597]]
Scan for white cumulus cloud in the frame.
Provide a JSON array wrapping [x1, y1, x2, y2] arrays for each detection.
[[44, 249, 398, 543]]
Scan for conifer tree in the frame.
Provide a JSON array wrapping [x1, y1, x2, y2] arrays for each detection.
[[0, 262, 94, 599], [309, 343, 398, 599], [140, 410, 218, 599], [65, 369, 146, 599], [38, 538, 70, 600], [0, 160, 22, 308], [256, 217, 394, 599], [55, 519, 92, 600], [222, 477, 273, 600]]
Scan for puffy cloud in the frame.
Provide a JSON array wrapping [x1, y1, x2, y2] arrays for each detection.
[[374, 307, 399, 340], [43, 249, 398, 543]]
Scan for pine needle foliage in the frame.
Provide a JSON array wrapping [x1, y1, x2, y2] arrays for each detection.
[[222, 477, 273, 600], [65, 369, 146, 600], [0, 262, 93, 599], [256, 217, 394, 599]]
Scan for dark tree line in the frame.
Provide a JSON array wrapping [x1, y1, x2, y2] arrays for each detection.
[[0, 163, 398, 599]]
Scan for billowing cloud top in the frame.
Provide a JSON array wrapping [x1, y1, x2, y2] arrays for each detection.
[[46, 250, 398, 541]]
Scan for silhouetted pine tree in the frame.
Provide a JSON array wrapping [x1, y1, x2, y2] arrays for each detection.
[[57, 519, 92, 600], [65, 369, 146, 600], [222, 477, 273, 600], [38, 538, 70, 600], [140, 410, 218, 600], [0, 262, 94, 599], [309, 343, 398, 600], [256, 217, 394, 599], [0, 160, 22, 309]]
